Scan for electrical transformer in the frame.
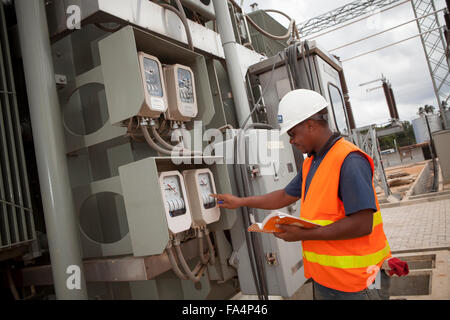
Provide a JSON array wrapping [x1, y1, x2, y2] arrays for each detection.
[[8, 0, 354, 301]]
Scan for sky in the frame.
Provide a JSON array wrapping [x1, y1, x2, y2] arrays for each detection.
[[241, 0, 448, 128]]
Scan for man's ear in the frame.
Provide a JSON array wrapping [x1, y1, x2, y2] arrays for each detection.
[[307, 120, 316, 132]]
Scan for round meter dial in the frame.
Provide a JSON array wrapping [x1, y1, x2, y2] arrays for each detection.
[[143, 57, 163, 97], [198, 172, 216, 209], [162, 175, 186, 217], [177, 67, 194, 104]]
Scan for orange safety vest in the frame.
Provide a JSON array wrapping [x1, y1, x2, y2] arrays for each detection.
[[300, 138, 391, 292]]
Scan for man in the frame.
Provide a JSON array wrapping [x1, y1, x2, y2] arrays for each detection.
[[211, 89, 391, 300]]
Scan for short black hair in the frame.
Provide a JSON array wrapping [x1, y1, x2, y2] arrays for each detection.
[[308, 110, 329, 127]]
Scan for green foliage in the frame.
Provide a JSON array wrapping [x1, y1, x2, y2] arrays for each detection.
[[378, 121, 416, 150]]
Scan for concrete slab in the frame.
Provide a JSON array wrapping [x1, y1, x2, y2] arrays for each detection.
[[389, 250, 450, 300]]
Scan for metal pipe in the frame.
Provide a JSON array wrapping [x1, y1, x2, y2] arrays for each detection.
[[14, 0, 87, 299], [212, 0, 252, 128]]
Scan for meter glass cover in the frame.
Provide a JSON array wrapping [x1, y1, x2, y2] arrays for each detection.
[[143, 57, 163, 98], [198, 173, 216, 209], [177, 68, 194, 104], [163, 175, 186, 217]]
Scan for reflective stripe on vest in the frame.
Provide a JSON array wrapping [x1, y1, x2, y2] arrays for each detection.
[[303, 241, 391, 269]]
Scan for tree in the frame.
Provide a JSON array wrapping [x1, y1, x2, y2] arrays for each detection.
[[418, 104, 435, 116]]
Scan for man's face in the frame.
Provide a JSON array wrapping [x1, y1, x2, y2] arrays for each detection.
[[287, 120, 315, 154]]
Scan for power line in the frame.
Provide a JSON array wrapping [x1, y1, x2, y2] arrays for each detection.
[[329, 7, 445, 52], [303, 0, 412, 39], [341, 25, 446, 62]]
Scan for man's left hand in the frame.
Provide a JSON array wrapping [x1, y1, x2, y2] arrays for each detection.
[[273, 224, 316, 242]]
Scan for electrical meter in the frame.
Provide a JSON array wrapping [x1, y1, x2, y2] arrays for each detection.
[[163, 64, 198, 122], [137, 52, 168, 118], [159, 171, 192, 234], [182, 169, 220, 226]]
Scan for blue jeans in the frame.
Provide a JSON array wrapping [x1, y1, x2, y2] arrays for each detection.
[[312, 272, 390, 300]]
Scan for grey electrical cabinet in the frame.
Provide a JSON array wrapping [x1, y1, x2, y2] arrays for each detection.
[[432, 130, 450, 184], [225, 130, 307, 298], [98, 26, 215, 126]]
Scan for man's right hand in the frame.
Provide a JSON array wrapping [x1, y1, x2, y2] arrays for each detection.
[[210, 194, 244, 209]]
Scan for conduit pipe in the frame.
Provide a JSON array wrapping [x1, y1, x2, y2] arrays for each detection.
[[204, 228, 216, 266], [159, 0, 194, 51], [150, 124, 181, 150], [167, 246, 205, 280], [198, 230, 210, 265], [142, 122, 202, 156], [166, 245, 189, 280], [141, 125, 174, 155], [174, 239, 207, 283]]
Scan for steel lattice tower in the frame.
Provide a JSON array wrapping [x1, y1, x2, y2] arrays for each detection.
[[297, 0, 449, 128], [411, 0, 449, 126]]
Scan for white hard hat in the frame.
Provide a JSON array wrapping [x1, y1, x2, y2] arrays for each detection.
[[277, 89, 329, 136]]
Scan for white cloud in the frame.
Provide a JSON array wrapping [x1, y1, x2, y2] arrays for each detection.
[[241, 0, 447, 128]]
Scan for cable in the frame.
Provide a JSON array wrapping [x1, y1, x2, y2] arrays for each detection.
[[232, 155, 263, 298], [141, 121, 202, 156], [305, 0, 412, 39], [204, 228, 216, 266], [292, 42, 304, 89], [174, 0, 194, 50], [174, 239, 207, 282], [141, 125, 174, 155], [224, 42, 287, 301], [304, 41, 316, 91], [232, 122, 274, 300], [329, 8, 446, 52], [228, 55, 278, 299], [300, 42, 313, 90], [150, 124, 182, 150], [341, 25, 446, 62], [166, 245, 189, 280], [157, 0, 194, 51], [166, 241, 205, 281], [233, 136, 269, 300], [284, 48, 296, 90], [126, 117, 146, 142], [198, 229, 209, 264], [231, 127, 263, 298]]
